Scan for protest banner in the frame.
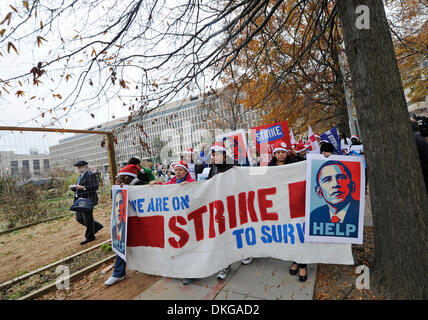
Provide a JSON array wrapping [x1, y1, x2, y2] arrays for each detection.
[[124, 162, 353, 279], [320, 127, 342, 155], [251, 121, 291, 166], [305, 154, 365, 244], [216, 129, 250, 166], [111, 185, 129, 261]]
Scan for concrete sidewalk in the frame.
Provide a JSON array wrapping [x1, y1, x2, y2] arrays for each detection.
[[134, 259, 317, 300]]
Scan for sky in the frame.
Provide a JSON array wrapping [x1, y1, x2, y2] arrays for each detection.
[[0, 1, 413, 154]]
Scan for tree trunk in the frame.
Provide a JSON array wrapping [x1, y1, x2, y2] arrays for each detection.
[[336, 0, 428, 299], [330, 40, 351, 137]]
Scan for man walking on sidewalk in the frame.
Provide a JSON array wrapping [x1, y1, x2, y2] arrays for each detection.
[[71, 160, 103, 245]]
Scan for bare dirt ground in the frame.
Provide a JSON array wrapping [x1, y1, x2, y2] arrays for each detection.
[[314, 226, 389, 300], [2, 189, 386, 300], [36, 262, 159, 300]]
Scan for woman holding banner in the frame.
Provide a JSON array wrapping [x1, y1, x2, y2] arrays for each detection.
[[150, 160, 196, 285], [207, 142, 255, 281], [104, 159, 155, 286], [269, 140, 308, 282]]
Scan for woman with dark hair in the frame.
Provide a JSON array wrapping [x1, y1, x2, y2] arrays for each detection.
[[269, 140, 307, 282]]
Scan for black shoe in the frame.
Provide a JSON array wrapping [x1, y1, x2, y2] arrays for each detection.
[[289, 263, 298, 276], [298, 267, 307, 282], [80, 237, 96, 245]]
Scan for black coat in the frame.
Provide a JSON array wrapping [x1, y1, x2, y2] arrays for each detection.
[[268, 155, 298, 166], [72, 171, 99, 204], [207, 156, 235, 179]]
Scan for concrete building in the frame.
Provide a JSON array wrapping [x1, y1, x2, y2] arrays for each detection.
[[0, 151, 51, 180], [49, 93, 265, 175]]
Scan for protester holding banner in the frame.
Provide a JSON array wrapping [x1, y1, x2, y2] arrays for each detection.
[[150, 160, 195, 186], [268, 141, 307, 282], [320, 142, 335, 158], [183, 148, 197, 180], [105, 159, 155, 286], [149, 160, 196, 285], [339, 132, 351, 154], [295, 143, 308, 160], [268, 141, 298, 166]]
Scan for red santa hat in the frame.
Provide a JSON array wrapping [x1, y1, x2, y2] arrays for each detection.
[[272, 140, 289, 154], [173, 160, 189, 172], [351, 135, 360, 141], [184, 148, 194, 154], [295, 143, 307, 153], [211, 141, 226, 153], [314, 133, 320, 139], [117, 164, 141, 178]]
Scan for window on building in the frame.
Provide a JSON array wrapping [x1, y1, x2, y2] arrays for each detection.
[[43, 159, 50, 171], [22, 160, 29, 169]]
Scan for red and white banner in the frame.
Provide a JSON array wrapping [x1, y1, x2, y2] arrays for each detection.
[[306, 125, 320, 154], [251, 121, 291, 166], [123, 162, 353, 278]]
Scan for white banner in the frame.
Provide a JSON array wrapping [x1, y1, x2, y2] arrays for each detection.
[[125, 162, 353, 278]]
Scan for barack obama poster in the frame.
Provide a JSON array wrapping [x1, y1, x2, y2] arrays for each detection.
[[305, 154, 365, 244]]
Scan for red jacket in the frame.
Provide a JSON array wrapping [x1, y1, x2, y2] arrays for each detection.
[[163, 173, 195, 185]]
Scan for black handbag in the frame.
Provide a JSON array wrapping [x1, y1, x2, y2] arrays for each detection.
[[70, 198, 95, 212]]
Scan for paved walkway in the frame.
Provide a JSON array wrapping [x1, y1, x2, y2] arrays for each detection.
[[135, 259, 317, 300]]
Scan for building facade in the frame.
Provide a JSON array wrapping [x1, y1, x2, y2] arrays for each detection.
[[0, 151, 50, 180], [49, 93, 265, 175]]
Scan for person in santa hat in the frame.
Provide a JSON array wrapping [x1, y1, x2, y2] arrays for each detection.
[[268, 140, 298, 166], [349, 135, 364, 155], [182, 148, 197, 180], [314, 133, 321, 143], [105, 157, 156, 287], [294, 143, 308, 161], [268, 140, 307, 282], [150, 160, 195, 186], [149, 160, 195, 285]]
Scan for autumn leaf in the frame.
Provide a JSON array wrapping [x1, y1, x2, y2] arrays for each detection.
[[40, 21, 43, 29], [23, 1, 30, 11], [29, 96, 36, 100], [41, 112, 45, 118], [15, 90, 24, 97], [1, 13, 12, 26], [9, 5, 18, 13], [0, 29, 6, 36], [65, 74, 72, 81], [91, 47, 96, 57], [33, 79, 42, 86], [7, 42, 18, 54], [52, 93, 62, 99], [36, 36, 47, 47]]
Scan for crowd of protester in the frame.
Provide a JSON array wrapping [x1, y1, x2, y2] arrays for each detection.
[[71, 116, 428, 288]]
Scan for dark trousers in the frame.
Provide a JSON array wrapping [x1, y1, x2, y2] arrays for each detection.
[[76, 209, 103, 240]]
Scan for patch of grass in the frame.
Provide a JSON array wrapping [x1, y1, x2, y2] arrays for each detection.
[[16, 269, 28, 277], [100, 243, 112, 253], [5, 290, 25, 300]]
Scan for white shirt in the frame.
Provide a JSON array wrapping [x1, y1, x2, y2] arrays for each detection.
[[328, 202, 351, 223], [187, 163, 196, 180]]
